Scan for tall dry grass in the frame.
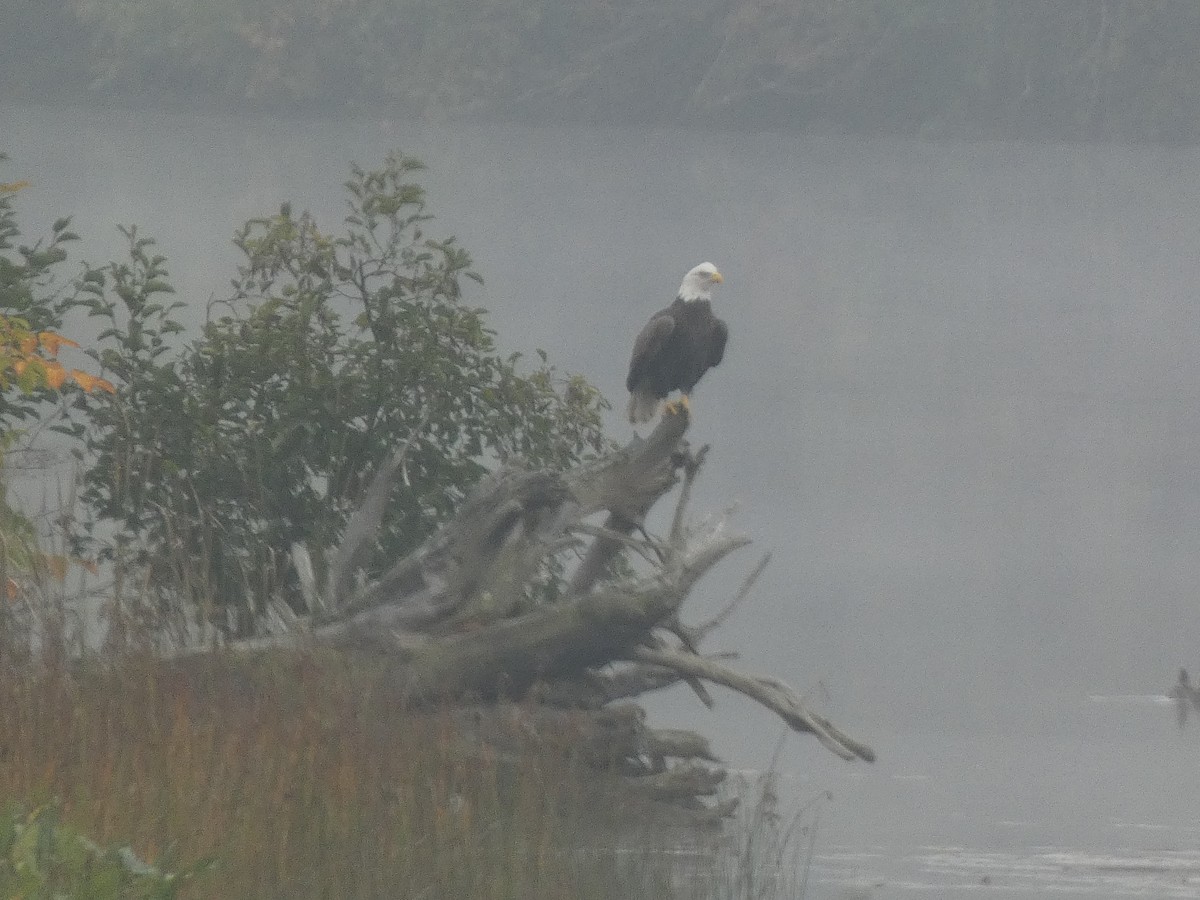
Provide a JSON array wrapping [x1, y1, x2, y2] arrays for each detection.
[[0, 640, 692, 899]]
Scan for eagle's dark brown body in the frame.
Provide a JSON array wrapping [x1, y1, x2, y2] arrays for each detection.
[[626, 296, 728, 423]]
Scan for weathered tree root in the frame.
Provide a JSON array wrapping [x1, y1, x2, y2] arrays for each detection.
[[219, 405, 874, 818]]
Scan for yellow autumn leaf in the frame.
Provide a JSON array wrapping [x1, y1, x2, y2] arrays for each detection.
[[11, 359, 27, 376], [43, 554, 69, 582], [0, 181, 30, 195], [44, 361, 68, 390], [38, 331, 80, 356], [70, 370, 98, 393], [18, 334, 37, 356], [71, 370, 116, 394]]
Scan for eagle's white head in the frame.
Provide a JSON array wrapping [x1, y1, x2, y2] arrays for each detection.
[[678, 262, 724, 301]]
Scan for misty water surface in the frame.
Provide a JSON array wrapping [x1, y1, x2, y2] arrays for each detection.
[[7, 103, 1200, 896]]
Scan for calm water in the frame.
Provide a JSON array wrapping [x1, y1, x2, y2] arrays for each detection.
[[7, 103, 1200, 896], [804, 716, 1200, 898], [672, 704, 1200, 898]]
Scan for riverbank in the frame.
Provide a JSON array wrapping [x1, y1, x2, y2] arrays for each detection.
[[0, 642, 803, 898], [8, 2, 1200, 144]]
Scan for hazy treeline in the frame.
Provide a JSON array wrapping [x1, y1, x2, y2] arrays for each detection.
[[6, 0, 1200, 142]]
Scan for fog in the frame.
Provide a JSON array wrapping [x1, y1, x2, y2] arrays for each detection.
[[8, 101, 1200, 892]]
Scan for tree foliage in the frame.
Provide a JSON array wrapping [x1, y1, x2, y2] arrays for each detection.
[[0, 159, 113, 613], [0, 163, 113, 423], [66, 153, 609, 632], [12, 0, 1200, 141]]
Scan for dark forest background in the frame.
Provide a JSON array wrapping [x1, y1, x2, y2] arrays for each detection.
[[6, 0, 1200, 142]]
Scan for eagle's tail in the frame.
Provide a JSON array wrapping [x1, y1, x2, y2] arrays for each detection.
[[627, 389, 661, 424]]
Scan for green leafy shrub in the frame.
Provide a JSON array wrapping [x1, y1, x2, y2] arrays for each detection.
[[0, 156, 82, 426], [0, 802, 206, 898], [66, 152, 610, 631], [0, 156, 115, 649]]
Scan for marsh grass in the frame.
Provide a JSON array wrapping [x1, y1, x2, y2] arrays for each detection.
[[0, 641, 703, 899], [0, 480, 824, 898], [0, 540, 819, 900], [719, 768, 831, 900]]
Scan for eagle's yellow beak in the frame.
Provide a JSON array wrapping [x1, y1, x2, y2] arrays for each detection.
[[711, 271, 724, 284]]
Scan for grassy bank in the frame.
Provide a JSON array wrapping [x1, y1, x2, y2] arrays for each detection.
[[0, 640, 713, 898]]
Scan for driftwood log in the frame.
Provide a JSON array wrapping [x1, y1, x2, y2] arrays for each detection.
[[244, 405, 873, 820]]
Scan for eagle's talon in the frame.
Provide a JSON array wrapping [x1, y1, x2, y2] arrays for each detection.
[[663, 395, 691, 418]]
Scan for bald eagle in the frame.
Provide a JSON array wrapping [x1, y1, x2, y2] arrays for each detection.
[[626, 262, 728, 424]]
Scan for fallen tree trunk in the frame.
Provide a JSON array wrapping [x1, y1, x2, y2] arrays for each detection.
[[395, 524, 749, 701], [207, 405, 874, 818]]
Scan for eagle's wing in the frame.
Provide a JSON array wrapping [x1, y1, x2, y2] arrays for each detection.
[[626, 312, 676, 391], [707, 318, 729, 368]]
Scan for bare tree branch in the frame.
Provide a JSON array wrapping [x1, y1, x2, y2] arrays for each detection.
[[394, 528, 752, 702], [566, 407, 692, 595], [670, 443, 709, 546], [696, 550, 772, 641], [642, 728, 723, 767], [628, 646, 874, 763], [634, 762, 727, 800], [324, 410, 430, 607]]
